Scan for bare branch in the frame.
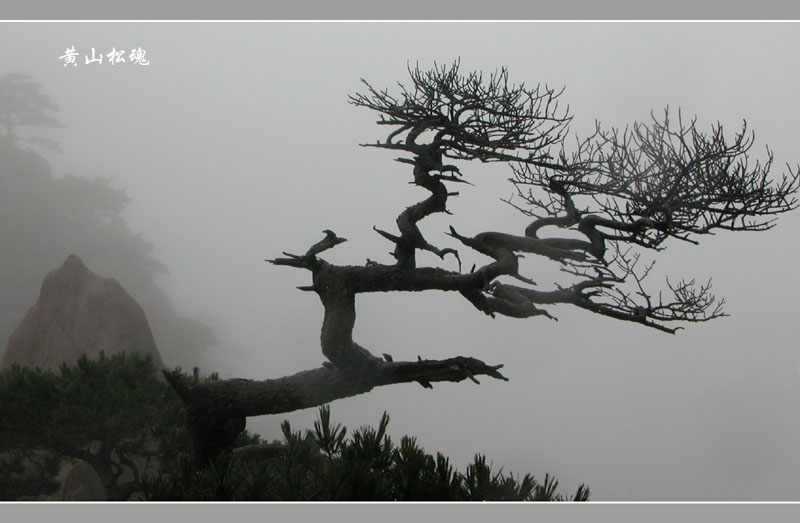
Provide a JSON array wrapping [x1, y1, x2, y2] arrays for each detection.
[[512, 109, 799, 250], [350, 60, 571, 167]]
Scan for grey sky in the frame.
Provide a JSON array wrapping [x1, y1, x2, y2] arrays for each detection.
[[2, 22, 800, 500]]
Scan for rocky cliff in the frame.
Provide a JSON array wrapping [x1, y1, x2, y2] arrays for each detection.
[[1, 254, 163, 371]]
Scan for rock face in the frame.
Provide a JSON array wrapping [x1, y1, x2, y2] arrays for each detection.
[[0, 254, 163, 371], [44, 458, 107, 501]]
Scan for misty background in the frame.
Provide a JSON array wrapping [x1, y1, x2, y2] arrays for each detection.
[[1, 22, 799, 500]]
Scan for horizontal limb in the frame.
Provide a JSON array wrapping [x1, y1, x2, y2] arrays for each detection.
[[163, 354, 507, 465]]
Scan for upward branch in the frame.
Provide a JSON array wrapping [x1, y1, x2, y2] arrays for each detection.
[[351, 61, 572, 269]]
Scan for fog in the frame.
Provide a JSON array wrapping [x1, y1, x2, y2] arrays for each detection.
[[2, 22, 800, 500]]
